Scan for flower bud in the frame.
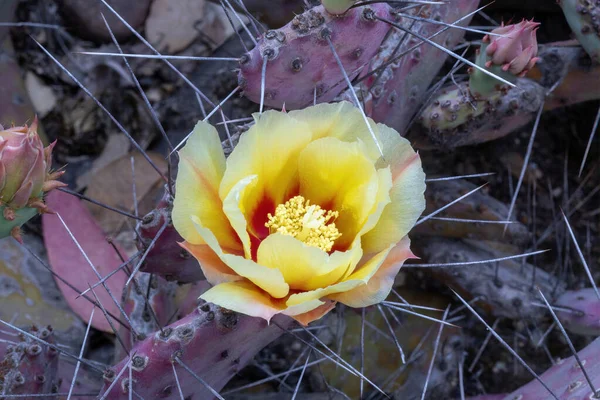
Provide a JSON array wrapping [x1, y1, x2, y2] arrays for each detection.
[[0, 119, 65, 241], [484, 20, 540, 77]]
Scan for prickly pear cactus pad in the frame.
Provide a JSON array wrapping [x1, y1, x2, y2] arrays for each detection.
[[0, 121, 65, 242], [0, 206, 38, 240], [172, 102, 426, 324], [560, 0, 600, 62], [238, 3, 394, 109]]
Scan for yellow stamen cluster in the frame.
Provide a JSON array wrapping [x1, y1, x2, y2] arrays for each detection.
[[265, 195, 341, 252]]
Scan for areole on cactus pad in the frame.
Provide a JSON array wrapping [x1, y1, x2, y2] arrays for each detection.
[[172, 102, 426, 325], [0, 120, 65, 242]]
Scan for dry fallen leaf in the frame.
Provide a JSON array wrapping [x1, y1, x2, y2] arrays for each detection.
[[83, 151, 167, 238], [145, 0, 244, 53], [76, 134, 131, 190], [25, 72, 57, 117], [146, 0, 207, 53], [0, 38, 48, 142]]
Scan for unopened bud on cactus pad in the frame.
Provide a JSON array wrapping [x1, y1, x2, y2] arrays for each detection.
[[321, 0, 355, 14], [469, 20, 540, 98], [484, 20, 540, 76], [0, 120, 65, 242]]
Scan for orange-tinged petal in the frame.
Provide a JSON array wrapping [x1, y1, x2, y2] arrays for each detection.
[[257, 233, 362, 291], [298, 137, 379, 249], [219, 111, 313, 237], [362, 128, 426, 254], [222, 175, 258, 259], [192, 216, 289, 298], [329, 238, 415, 307], [180, 242, 242, 285], [200, 281, 284, 322], [173, 121, 240, 250]]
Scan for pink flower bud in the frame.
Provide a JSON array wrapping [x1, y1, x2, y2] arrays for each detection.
[[0, 120, 64, 209], [484, 20, 540, 77]]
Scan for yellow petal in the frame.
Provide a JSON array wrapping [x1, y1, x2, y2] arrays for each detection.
[[289, 101, 406, 163], [282, 299, 326, 318], [257, 233, 362, 291], [257, 233, 326, 290], [329, 238, 415, 307], [289, 102, 380, 161], [173, 121, 240, 250], [285, 278, 360, 307], [289, 300, 337, 326], [180, 242, 242, 285], [298, 137, 379, 250], [354, 167, 392, 239], [200, 282, 337, 325], [219, 111, 313, 238], [222, 175, 258, 259], [285, 243, 394, 308], [362, 129, 426, 254], [192, 216, 289, 298], [312, 246, 363, 290], [200, 281, 284, 322]]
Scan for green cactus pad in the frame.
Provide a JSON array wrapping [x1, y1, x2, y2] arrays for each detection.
[[418, 79, 546, 148], [321, 0, 354, 14], [420, 85, 499, 131], [0, 206, 38, 239], [560, 0, 600, 63]]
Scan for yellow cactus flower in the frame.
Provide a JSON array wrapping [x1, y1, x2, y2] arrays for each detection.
[[173, 102, 426, 325]]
